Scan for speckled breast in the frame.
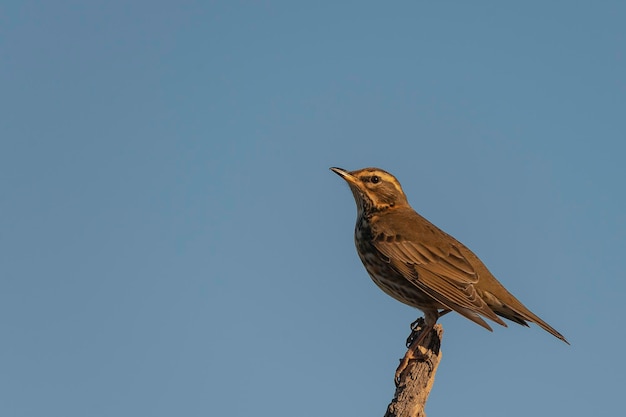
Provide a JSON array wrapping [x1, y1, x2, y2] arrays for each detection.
[[353, 216, 443, 312]]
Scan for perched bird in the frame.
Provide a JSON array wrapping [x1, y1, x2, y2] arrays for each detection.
[[330, 167, 568, 381]]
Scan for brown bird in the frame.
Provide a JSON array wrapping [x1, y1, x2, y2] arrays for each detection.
[[330, 167, 568, 381]]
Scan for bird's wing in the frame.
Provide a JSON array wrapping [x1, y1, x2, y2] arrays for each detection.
[[373, 236, 506, 328]]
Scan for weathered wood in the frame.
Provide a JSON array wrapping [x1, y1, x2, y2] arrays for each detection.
[[384, 320, 443, 417]]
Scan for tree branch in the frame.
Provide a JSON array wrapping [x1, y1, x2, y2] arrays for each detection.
[[384, 320, 443, 417]]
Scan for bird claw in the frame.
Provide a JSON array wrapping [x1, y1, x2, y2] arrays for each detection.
[[406, 317, 426, 347], [410, 317, 425, 332]]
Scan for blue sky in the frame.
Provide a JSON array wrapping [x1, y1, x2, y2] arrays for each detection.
[[1, 1, 625, 416]]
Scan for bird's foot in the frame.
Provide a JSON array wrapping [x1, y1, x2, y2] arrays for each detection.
[[409, 317, 425, 331], [407, 317, 426, 347]]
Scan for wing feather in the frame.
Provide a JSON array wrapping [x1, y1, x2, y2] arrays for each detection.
[[373, 235, 506, 327]]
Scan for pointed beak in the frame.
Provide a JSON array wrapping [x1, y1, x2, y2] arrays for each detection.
[[330, 167, 358, 185]]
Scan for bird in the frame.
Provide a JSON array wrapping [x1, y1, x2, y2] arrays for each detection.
[[330, 167, 568, 382]]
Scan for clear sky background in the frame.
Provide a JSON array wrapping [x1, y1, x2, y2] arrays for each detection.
[[1, 1, 625, 416]]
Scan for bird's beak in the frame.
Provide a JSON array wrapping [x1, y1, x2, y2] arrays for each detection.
[[330, 167, 359, 186]]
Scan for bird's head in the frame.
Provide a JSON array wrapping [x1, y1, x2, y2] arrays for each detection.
[[330, 167, 409, 216]]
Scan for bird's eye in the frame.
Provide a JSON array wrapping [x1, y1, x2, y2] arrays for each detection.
[[371, 176, 380, 184]]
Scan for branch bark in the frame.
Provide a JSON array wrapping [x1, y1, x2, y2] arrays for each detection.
[[384, 320, 443, 417]]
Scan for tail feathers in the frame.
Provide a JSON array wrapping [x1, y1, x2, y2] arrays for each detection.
[[524, 311, 569, 345], [493, 303, 569, 345], [475, 283, 569, 344], [493, 305, 530, 327]]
